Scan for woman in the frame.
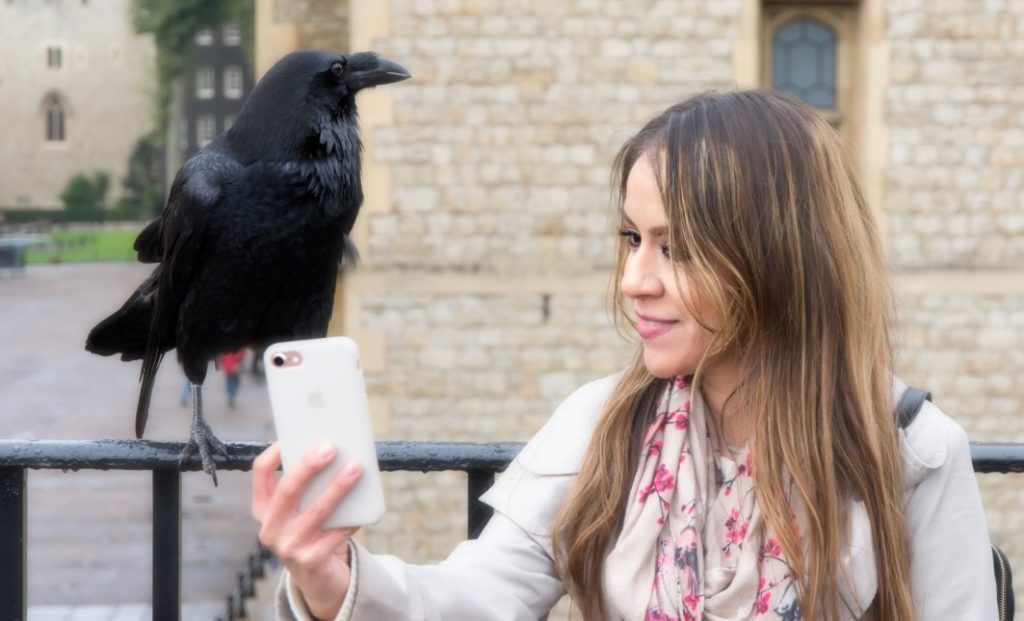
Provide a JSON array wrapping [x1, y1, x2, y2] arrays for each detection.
[[252, 90, 997, 620]]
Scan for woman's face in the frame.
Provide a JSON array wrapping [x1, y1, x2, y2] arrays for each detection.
[[619, 156, 720, 379]]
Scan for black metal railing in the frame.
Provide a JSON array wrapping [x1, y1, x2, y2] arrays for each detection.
[[0, 439, 1022, 620]]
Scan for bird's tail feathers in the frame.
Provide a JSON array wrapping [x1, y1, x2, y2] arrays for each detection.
[[135, 347, 164, 438]]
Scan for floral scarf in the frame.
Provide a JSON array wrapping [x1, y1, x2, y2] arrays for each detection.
[[603, 376, 801, 621]]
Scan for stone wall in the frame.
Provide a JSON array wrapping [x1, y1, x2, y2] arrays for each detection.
[[886, 1, 1024, 269], [0, 0, 156, 208], [275, 0, 351, 52], [369, 0, 739, 275]]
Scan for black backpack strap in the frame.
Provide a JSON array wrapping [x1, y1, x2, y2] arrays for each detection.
[[895, 385, 932, 430]]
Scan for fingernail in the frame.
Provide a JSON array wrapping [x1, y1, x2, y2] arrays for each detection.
[[344, 461, 362, 477], [317, 443, 336, 461]]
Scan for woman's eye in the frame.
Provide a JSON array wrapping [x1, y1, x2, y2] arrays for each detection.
[[660, 244, 671, 259], [618, 229, 641, 249]]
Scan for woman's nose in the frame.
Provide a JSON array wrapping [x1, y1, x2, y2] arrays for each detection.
[[620, 250, 662, 299]]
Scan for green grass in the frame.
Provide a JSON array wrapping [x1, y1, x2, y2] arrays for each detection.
[[26, 228, 142, 264]]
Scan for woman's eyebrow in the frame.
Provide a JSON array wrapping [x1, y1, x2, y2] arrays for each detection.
[[621, 214, 668, 236]]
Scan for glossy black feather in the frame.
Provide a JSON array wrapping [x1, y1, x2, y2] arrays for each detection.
[[85, 50, 409, 438]]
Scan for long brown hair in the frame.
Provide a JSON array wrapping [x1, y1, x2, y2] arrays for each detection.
[[553, 91, 913, 620]]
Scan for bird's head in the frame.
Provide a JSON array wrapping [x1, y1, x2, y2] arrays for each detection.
[[333, 51, 412, 100], [227, 50, 410, 160], [294, 51, 411, 112]]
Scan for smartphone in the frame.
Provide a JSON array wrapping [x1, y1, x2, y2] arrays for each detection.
[[263, 336, 385, 528]]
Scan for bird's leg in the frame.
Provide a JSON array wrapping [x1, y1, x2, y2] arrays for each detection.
[[178, 383, 229, 485]]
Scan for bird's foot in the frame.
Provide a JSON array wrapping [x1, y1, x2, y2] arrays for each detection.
[[178, 419, 229, 486]]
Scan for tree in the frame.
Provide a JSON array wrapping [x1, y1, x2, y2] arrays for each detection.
[[131, 0, 254, 129], [60, 172, 111, 213], [119, 133, 166, 218]]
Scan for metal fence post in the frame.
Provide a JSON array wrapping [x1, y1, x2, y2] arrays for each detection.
[[153, 469, 181, 621], [0, 467, 26, 621]]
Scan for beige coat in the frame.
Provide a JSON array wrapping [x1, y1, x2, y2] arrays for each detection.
[[278, 374, 999, 620]]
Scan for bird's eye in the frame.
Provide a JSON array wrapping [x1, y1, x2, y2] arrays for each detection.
[[331, 61, 345, 78]]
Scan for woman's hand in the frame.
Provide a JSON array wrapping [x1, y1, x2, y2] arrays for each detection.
[[252, 442, 363, 619]]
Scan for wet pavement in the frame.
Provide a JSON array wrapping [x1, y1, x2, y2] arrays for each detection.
[[0, 263, 280, 617]]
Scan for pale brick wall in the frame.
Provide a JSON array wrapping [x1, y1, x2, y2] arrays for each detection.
[[897, 294, 1024, 433], [0, 0, 156, 208], [275, 0, 351, 52], [368, 0, 739, 275], [359, 291, 629, 441], [886, 2, 1024, 269]]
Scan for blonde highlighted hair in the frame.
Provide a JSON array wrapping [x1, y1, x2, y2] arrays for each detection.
[[553, 91, 912, 620]]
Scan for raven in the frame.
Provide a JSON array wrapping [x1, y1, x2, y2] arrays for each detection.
[[86, 50, 410, 483]]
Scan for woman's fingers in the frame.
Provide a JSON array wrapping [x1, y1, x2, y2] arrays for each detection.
[[252, 441, 365, 575], [287, 461, 363, 542], [258, 442, 339, 544], [251, 442, 281, 520]]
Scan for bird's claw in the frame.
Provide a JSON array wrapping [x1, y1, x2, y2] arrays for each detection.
[[178, 421, 229, 486]]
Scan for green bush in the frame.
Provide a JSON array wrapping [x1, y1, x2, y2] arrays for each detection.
[[60, 172, 111, 213]]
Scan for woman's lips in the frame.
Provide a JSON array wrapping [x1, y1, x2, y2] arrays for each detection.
[[635, 315, 676, 340]]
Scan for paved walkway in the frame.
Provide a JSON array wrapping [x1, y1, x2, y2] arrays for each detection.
[[1, 264, 279, 617]]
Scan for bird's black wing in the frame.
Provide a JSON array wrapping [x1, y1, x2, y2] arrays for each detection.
[[134, 144, 242, 437], [156, 148, 240, 310]]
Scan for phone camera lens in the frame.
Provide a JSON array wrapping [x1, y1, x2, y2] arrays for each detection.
[[272, 354, 286, 367]]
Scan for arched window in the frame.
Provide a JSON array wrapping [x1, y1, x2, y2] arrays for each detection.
[[772, 18, 836, 109], [44, 94, 66, 142], [762, 3, 856, 132]]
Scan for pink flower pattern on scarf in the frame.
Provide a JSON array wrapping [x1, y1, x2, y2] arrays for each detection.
[[618, 377, 801, 621]]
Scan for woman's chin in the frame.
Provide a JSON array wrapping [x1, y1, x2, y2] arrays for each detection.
[[641, 346, 702, 380], [642, 353, 683, 380]]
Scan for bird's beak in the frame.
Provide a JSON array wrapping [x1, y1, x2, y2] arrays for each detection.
[[346, 55, 411, 91]]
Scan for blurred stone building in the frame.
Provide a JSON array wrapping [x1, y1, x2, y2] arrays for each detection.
[[0, 0, 156, 208], [258, 0, 1024, 613]]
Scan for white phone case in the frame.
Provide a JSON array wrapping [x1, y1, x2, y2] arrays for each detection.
[[263, 336, 385, 528]]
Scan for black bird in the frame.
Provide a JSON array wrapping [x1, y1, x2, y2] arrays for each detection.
[[86, 50, 410, 483]]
